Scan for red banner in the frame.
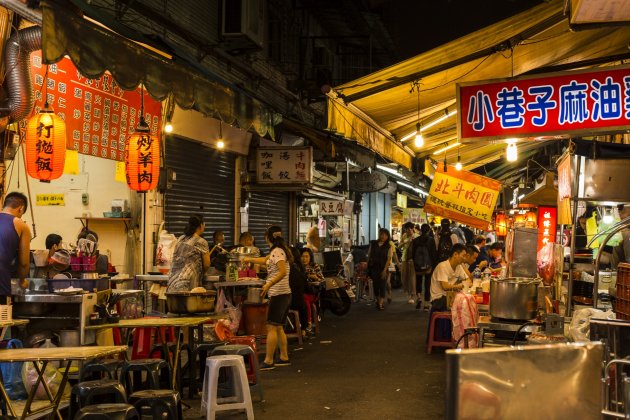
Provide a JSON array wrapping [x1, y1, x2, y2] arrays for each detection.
[[537, 206, 557, 252], [20, 52, 162, 161], [457, 66, 630, 141]]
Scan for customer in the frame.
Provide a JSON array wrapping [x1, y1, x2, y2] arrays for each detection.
[[400, 222, 417, 305], [243, 226, 292, 370], [235, 231, 260, 257], [430, 243, 469, 311], [167, 214, 211, 292], [412, 223, 437, 310], [488, 242, 506, 271], [469, 236, 489, 272], [0, 192, 31, 303], [288, 247, 308, 339], [462, 245, 480, 280], [367, 228, 393, 310], [301, 247, 324, 331]]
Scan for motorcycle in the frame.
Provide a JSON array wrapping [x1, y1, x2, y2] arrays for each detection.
[[316, 273, 353, 317]]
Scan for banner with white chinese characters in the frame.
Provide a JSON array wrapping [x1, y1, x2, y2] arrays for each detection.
[[21, 52, 162, 161], [256, 147, 312, 184], [457, 65, 630, 141], [402, 208, 427, 225], [424, 167, 501, 230], [537, 206, 557, 252]]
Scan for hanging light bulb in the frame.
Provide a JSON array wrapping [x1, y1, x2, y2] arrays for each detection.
[[455, 145, 462, 170], [164, 121, 173, 133], [506, 141, 518, 162], [414, 122, 424, 148], [217, 120, 225, 149]]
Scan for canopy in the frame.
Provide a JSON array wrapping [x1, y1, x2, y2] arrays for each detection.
[[329, 0, 630, 172], [41, 1, 278, 138]]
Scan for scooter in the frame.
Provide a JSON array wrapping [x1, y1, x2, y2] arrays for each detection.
[[317, 272, 353, 316]]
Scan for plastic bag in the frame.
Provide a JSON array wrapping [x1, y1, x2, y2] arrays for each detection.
[[569, 307, 615, 342], [155, 229, 177, 273], [21, 361, 71, 400], [215, 289, 242, 333], [0, 339, 27, 400], [537, 242, 555, 285]]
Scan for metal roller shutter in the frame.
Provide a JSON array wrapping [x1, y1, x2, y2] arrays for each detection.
[[248, 191, 290, 255], [165, 136, 236, 245]]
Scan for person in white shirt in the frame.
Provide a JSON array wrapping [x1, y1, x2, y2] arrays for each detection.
[[430, 243, 469, 311]]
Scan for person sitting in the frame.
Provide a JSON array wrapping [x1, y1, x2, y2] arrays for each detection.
[[487, 242, 506, 272], [301, 247, 323, 333], [462, 245, 479, 281], [429, 243, 469, 311], [469, 236, 489, 272]]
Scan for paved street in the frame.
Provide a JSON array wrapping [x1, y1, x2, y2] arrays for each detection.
[[186, 290, 447, 419]]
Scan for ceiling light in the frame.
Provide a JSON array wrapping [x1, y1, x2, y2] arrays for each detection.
[[376, 164, 406, 180], [414, 123, 424, 148], [506, 142, 518, 162], [217, 120, 224, 150], [413, 80, 423, 148], [432, 142, 460, 155], [217, 140, 225, 149], [400, 109, 457, 142], [455, 146, 462, 171], [398, 181, 428, 197]]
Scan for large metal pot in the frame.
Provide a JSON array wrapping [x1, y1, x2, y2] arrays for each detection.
[[165, 290, 216, 314], [489, 277, 541, 320]]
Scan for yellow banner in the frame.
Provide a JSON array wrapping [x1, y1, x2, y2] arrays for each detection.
[[36, 194, 65, 206], [424, 166, 501, 230], [115, 161, 126, 183]]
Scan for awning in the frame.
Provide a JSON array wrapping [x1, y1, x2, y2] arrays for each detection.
[[41, 1, 279, 138], [329, 0, 630, 172]]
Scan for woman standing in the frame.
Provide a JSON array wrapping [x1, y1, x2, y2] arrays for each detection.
[[367, 228, 393, 310], [167, 214, 211, 292], [243, 226, 292, 370]]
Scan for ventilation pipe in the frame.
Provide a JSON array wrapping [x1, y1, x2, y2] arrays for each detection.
[[1, 25, 42, 123]]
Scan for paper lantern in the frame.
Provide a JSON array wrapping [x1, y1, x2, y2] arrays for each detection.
[[514, 213, 526, 224], [25, 106, 66, 181], [525, 210, 537, 224], [124, 123, 160, 192], [495, 213, 507, 236]]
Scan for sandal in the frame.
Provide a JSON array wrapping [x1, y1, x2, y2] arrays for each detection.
[[260, 362, 276, 371]]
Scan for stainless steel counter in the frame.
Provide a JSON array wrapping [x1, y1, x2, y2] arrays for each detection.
[[12, 292, 91, 304]]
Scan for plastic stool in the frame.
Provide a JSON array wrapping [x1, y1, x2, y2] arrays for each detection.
[[427, 311, 454, 354], [310, 302, 320, 335], [201, 355, 254, 420], [70, 379, 127, 418], [284, 310, 303, 345], [129, 389, 182, 420], [120, 358, 171, 393], [74, 403, 139, 420], [211, 344, 263, 401], [80, 359, 124, 381]]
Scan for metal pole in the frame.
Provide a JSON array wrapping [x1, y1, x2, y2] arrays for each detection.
[[566, 156, 580, 317], [142, 193, 147, 274]]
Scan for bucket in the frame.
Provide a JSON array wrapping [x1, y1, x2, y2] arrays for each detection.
[[246, 287, 262, 304]]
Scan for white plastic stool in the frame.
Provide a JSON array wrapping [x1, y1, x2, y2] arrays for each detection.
[[201, 354, 254, 420]]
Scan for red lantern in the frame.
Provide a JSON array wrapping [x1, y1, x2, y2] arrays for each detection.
[[514, 213, 526, 224], [525, 210, 537, 226], [495, 213, 507, 237], [25, 105, 66, 181], [125, 121, 160, 192]]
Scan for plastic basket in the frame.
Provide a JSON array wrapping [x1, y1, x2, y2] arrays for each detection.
[[0, 304, 12, 322]]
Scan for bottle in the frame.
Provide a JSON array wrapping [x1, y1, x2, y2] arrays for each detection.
[[483, 268, 492, 282], [473, 268, 482, 281]]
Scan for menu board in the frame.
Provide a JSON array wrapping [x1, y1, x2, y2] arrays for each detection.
[[21, 52, 162, 161], [256, 147, 312, 184]]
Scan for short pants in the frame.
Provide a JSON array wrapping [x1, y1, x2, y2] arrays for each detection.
[[267, 293, 292, 326]]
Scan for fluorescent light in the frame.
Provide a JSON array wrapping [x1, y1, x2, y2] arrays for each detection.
[[376, 164, 406, 180], [518, 194, 525, 200], [432, 142, 460, 155], [400, 109, 457, 142], [398, 181, 428, 197]]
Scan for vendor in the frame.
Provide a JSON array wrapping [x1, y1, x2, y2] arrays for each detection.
[[429, 243, 469, 311], [0, 192, 31, 302], [76, 228, 109, 274], [167, 214, 211, 292], [234, 231, 260, 257], [34, 234, 63, 278], [210, 230, 228, 272]]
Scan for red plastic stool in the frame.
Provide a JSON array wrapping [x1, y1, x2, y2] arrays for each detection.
[[284, 310, 303, 345], [427, 312, 454, 354], [227, 336, 258, 383]]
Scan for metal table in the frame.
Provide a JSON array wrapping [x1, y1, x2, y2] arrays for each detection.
[[0, 319, 29, 341], [86, 315, 226, 394], [0, 346, 126, 419]]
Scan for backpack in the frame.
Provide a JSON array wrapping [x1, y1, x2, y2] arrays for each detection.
[[437, 232, 453, 262], [413, 241, 432, 273]]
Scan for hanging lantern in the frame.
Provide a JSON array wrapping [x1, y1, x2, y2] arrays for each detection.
[[25, 104, 66, 182], [525, 210, 537, 224], [495, 213, 507, 236], [125, 88, 160, 192]]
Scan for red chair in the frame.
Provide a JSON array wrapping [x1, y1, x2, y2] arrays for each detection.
[[227, 335, 258, 383], [427, 312, 454, 354]]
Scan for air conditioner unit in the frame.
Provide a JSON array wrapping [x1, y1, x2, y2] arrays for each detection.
[[221, 0, 265, 54]]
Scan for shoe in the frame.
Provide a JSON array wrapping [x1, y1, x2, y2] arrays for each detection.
[[260, 362, 276, 371], [276, 359, 291, 366], [407, 298, 415, 304], [378, 303, 385, 310], [415, 300, 421, 310]]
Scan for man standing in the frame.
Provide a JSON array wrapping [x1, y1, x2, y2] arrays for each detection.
[[0, 192, 31, 303], [430, 243, 469, 311], [399, 222, 417, 305], [412, 223, 437, 310]]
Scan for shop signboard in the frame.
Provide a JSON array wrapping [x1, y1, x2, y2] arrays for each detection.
[[319, 200, 352, 217], [396, 193, 407, 209], [23, 52, 162, 161], [557, 154, 572, 225], [424, 166, 501, 230], [457, 65, 630, 142], [537, 206, 558, 252], [36, 194, 65, 206], [349, 171, 388, 192], [256, 147, 312, 184], [402, 208, 427, 225]]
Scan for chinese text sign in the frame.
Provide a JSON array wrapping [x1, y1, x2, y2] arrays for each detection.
[[424, 167, 501, 230], [458, 66, 630, 141], [36, 194, 65, 206], [23, 52, 162, 161], [256, 147, 312, 184], [537, 206, 557, 252]]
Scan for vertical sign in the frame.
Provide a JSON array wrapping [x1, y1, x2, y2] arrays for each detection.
[[557, 154, 572, 225], [537, 206, 558, 252]]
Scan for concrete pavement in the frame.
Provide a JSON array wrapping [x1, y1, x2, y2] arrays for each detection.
[[187, 289, 447, 419]]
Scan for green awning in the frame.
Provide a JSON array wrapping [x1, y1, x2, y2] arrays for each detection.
[[41, 1, 279, 138]]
